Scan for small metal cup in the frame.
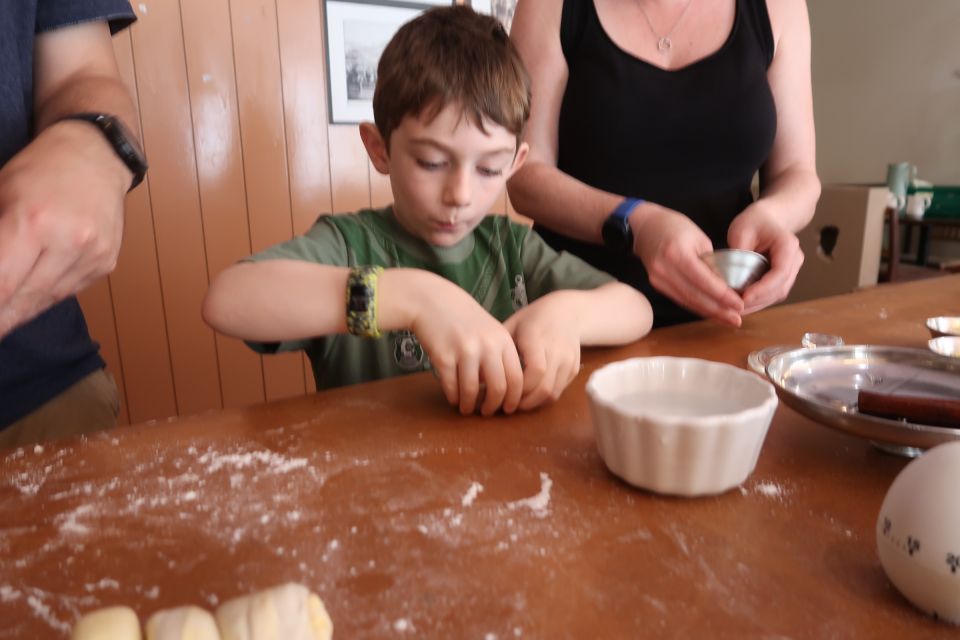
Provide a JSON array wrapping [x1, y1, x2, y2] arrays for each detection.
[[929, 336, 960, 358], [926, 316, 960, 339], [701, 249, 770, 293]]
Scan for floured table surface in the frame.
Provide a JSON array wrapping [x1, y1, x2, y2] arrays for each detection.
[[3, 277, 960, 638]]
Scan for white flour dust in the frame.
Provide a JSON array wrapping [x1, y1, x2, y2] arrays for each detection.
[[753, 481, 784, 498], [461, 481, 484, 507], [506, 473, 552, 518], [4, 433, 575, 637], [0, 585, 21, 603], [196, 449, 308, 474], [393, 618, 414, 632]]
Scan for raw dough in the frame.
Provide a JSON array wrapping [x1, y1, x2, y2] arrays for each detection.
[[215, 583, 332, 640], [71, 606, 142, 640], [146, 605, 221, 640]]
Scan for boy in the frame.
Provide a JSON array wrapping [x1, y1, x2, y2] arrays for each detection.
[[202, 6, 653, 416]]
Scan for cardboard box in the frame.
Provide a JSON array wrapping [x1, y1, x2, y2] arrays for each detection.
[[785, 185, 888, 303]]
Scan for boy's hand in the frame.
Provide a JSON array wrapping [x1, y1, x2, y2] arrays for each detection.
[[407, 281, 524, 416], [503, 294, 581, 411]]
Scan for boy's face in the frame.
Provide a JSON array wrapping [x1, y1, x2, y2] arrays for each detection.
[[360, 103, 528, 247]]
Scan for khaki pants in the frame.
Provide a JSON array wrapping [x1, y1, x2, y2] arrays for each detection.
[[0, 369, 120, 449]]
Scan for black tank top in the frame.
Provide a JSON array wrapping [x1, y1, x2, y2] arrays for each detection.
[[538, 0, 777, 327]]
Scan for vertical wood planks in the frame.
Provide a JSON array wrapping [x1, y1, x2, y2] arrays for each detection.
[[328, 126, 373, 213], [181, 0, 266, 410], [276, 0, 335, 234], [107, 27, 178, 424], [127, 0, 222, 416], [76, 280, 129, 424], [229, 0, 306, 401], [276, 0, 337, 393]]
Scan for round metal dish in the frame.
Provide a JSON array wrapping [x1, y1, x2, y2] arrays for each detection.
[[747, 344, 796, 376], [747, 334, 844, 376], [764, 345, 960, 455]]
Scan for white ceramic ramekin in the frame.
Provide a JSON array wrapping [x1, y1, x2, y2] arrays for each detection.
[[586, 357, 778, 497]]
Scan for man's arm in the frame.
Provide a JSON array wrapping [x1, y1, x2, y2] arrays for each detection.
[[0, 20, 139, 337]]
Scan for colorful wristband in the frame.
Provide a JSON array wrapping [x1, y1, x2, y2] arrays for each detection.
[[345, 266, 384, 339]]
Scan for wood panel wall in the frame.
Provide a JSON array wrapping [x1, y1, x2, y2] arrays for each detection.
[[77, 0, 514, 424]]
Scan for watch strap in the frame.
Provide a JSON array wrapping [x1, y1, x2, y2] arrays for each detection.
[[346, 266, 384, 339], [611, 197, 644, 222], [60, 112, 148, 192]]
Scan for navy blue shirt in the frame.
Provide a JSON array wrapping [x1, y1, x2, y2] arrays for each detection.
[[0, 1, 136, 429]]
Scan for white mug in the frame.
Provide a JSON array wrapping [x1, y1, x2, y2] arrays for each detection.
[[886, 162, 917, 210], [905, 193, 932, 220]]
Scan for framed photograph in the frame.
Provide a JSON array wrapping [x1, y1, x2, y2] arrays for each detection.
[[324, 0, 451, 124], [470, 0, 517, 32]]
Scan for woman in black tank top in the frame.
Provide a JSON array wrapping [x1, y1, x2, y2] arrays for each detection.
[[508, 0, 820, 328]]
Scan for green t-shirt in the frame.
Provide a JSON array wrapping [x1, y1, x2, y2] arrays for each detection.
[[246, 207, 614, 389]]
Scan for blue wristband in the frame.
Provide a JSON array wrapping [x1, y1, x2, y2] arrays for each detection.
[[602, 197, 646, 253], [611, 197, 645, 222]]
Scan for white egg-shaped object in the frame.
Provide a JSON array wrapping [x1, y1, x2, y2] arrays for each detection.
[[877, 441, 960, 624]]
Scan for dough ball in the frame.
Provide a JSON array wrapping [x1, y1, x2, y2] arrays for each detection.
[[146, 605, 221, 640], [71, 606, 142, 640], [215, 583, 332, 640]]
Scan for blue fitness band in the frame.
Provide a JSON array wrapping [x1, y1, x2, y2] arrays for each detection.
[[611, 197, 645, 222], [602, 197, 646, 253]]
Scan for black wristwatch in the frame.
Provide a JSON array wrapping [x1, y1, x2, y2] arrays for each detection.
[[601, 197, 644, 253], [60, 113, 148, 191]]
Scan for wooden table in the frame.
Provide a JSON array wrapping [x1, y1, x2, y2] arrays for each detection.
[[3, 277, 960, 639]]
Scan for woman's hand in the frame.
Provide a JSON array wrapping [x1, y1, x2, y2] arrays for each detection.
[[631, 203, 744, 326], [728, 201, 804, 315]]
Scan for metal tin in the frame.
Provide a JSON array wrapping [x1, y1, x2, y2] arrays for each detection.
[[765, 345, 960, 455]]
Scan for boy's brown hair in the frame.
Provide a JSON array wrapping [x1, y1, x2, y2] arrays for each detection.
[[373, 5, 530, 148]]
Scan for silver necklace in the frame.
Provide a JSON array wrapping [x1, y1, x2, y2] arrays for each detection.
[[636, 0, 694, 54]]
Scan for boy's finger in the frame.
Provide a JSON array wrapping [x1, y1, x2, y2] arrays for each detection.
[[457, 357, 481, 415], [479, 352, 507, 416], [520, 346, 547, 397], [520, 356, 559, 411], [434, 362, 460, 408], [501, 345, 524, 414]]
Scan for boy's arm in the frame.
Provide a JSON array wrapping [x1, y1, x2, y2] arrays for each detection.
[[202, 261, 524, 416], [504, 283, 652, 411], [202, 260, 351, 342]]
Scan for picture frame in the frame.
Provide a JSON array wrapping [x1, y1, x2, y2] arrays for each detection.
[[323, 0, 452, 124], [470, 0, 518, 32]]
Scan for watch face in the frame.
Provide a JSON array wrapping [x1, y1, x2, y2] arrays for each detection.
[[348, 283, 373, 312], [602, 215, 633, 253]]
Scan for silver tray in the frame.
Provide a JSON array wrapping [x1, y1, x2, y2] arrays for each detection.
[[764, 345, 960, 455]]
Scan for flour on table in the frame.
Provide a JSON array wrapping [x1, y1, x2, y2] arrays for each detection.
[[1, 585, 22, 602], [26, 594, 71, 635], [84, 578, 119, 592], [393, 618, 414, 632], [506, 472, 552, 518], [197, 449, 307, 474], [753, 481, 786, 498], [461, 481, 484, 507], [58, 504, 95, 536]]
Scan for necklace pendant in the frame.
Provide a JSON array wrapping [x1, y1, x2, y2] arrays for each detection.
[[657, 36, 672, 53]]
